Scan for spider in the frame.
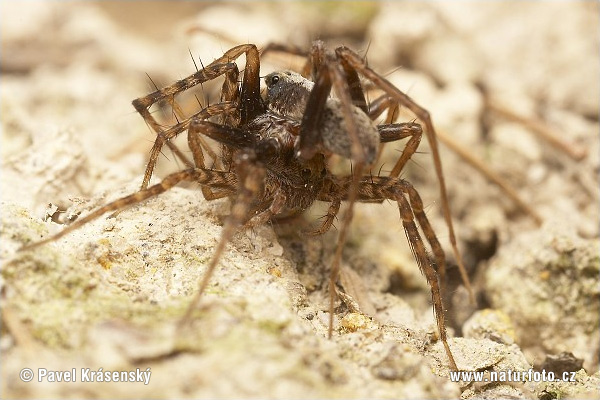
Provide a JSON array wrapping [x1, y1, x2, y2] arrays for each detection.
[[21, 41, 472, 371]]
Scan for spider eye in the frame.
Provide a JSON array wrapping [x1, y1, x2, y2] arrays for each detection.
[[301, 168, 311, 179], [271, 75, 280, 85]]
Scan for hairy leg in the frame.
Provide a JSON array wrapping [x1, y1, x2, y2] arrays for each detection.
[[20, 168, 238, 251], [319, 175, 458, 370], [336, 46, 474, 303], [304, 200, 341, 236], [134, 44, 265, 190], [139, 101, 237, 190], [179, 150, 267, 326]]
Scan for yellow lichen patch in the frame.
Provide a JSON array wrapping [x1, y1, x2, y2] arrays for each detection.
[[340, 312, 377, 333], [539, 270, 550, 280], [96, 254, 112, 270], [94, 238, 114, 270], [267, 266, 282, 278], [97, 238, 111, 246]]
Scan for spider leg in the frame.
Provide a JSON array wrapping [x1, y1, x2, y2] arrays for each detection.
[[321, 175, 458, 370], [166, 141, 195, 169], [309, 53, 372, 338], [242, 189, 286, 229], [220, 44, 264, 125], [296, 42, 377, 164], [377, 122, 422, 143], [192, 120, 257, 148], [179, 150, 267, 326], [20, 168, 238, 252], [133, 63, 237, 139], [261, 42, 307, 58], [364, 121, 423, 175], [325, 55, 379, 338], [167, 86, 223, 171], [185, 44, 264, 125], [367, 94, 403, 164], [368, 95, 400, 124], [436, 128, 544, 225], [295, 63, 331, 162], [217, 61, 241, 170], [336, 46, 474, 303], [308, 41, 326, 82], [171, 58, 239, 173], [373, 92, 543, 225], [398, 180, 449, 315], [187, 116, 253, 201], [178, 119, 287, 325], [311, 41, 369, 114], [107, 139, 195, 219], [188, 116, 277, 203], [135, 44, 265, 190], [304, 200, 341, 236], [260, 42, 311, 77], [386, 124, 423, 180], [151, 96, 199, 170], [394, 188, 458, 371], [296, 44, 378, 337], [336, 48, 369, 114], [139, 100, 237, 190], [187, 124, 231, 201]]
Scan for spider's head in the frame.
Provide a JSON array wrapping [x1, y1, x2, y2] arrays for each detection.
[[264, 71, 314, 120]]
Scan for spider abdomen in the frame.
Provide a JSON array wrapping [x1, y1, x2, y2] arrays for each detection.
[[321, 99, 379, 164]]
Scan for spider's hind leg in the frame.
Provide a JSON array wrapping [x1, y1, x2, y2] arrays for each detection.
[[331, 175, 459, 370], [394, 186, 458, 371], [336, 46, 474, 303]]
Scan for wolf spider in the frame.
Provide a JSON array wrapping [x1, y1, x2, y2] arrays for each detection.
[[22, 41, 472, 371]]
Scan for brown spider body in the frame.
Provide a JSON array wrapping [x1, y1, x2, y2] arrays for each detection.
[[20, 41, 472, 372], [231, 111, 327, 216]]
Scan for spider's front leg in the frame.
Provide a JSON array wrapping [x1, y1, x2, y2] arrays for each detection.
[[265, 48, 382, 338], [299, 57, 374, 339], [179, 148, 267, 326], [134, 44, 265, 190], [134, 63, 237, 190], [179, 121, 285, 327], [137, 100, 237, 190]]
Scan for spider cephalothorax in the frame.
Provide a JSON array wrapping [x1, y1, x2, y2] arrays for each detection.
[[22, 41, 471, 371], [264, 70, 379, 164]]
